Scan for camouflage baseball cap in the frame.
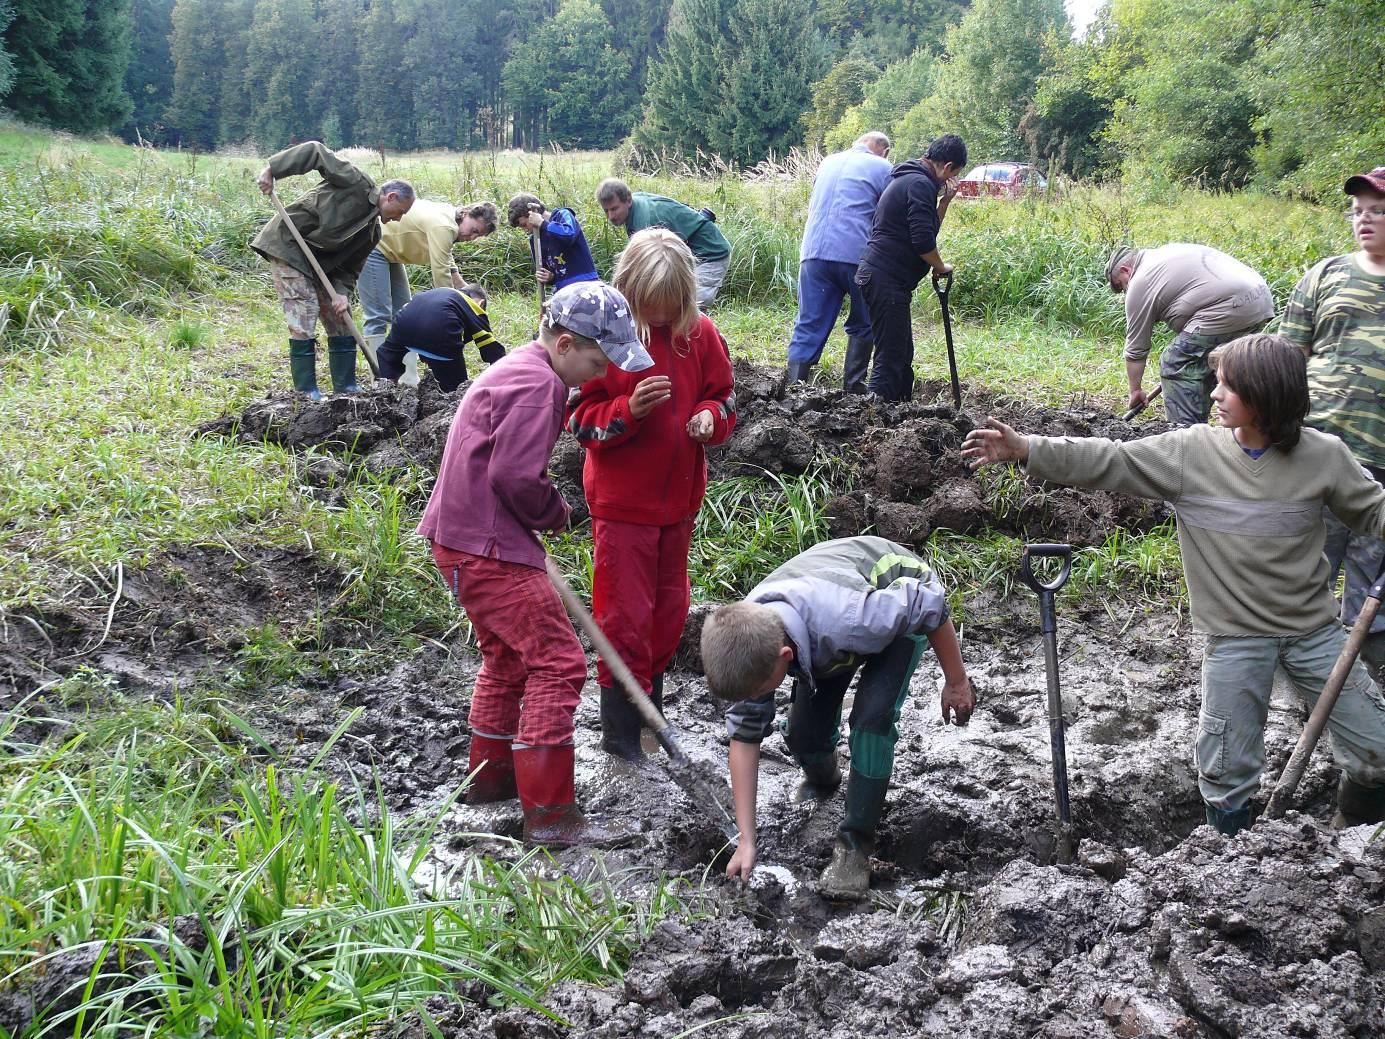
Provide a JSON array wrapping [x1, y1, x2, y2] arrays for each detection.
[[1345, 166, 1385, 196], [546, 282, 654, 372]]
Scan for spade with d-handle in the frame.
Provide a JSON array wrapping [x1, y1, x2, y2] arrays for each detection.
[[1267, 557, 1385, 820], [1020, 543, 1077, 863], [932, 269, 962, 410]]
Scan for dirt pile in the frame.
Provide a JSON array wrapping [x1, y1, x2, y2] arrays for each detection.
[[195, 362, 1171, 548]]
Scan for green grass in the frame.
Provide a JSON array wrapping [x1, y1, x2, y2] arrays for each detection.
[[0, 700, 691, 1037]]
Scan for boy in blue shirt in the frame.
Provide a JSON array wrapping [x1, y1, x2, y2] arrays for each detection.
[[507, 194, 599, 291]]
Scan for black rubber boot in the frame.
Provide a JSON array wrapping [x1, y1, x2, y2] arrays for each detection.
[[327, 335, 361, 394], [1204, 801, 1252, 837], [793, 750, 842, 803], [649, 672, 664, 721], [599, 685, 644, 762], [843, 335, 873, 393], [785, 360, 815, 384], [288, 338, 322, 401], [1333, 775, 1385, 828]]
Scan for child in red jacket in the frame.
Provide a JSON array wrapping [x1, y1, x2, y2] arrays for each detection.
[[566, 229, 738, 759]]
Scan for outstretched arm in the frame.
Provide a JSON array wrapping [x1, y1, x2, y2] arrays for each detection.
[[961, 417, 1031, 469]]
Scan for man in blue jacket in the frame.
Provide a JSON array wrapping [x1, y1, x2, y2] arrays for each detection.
[[786, 132, 893, 391], [855, 134, 967, 401]]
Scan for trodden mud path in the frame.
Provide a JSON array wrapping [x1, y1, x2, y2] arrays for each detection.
[[5, 367, 1383, 1038]]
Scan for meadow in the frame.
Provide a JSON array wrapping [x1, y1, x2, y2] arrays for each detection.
[[0, 123, 1355, 1036]]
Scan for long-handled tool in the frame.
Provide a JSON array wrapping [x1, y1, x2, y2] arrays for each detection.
[[545, 557, 739, 841], [529, 232, 545, 315], [1020, 543, 1076, 863], [268, 188, 379, 378], [1122, 384, 1162, 421], [932, 269, 962, 410], [1267, 559, 1385, 819]]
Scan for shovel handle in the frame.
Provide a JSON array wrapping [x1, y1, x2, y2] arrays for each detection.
[[1122, 384, 1162, 422], [1020, 544, 1073, 595], [530, 233, 545, 312], [544, 557, 685, 761], [268, 188, 379, 378], [931, 269, 953, 297]]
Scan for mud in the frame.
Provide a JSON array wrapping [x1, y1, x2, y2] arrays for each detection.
[[8, 365, 1381, 1038]]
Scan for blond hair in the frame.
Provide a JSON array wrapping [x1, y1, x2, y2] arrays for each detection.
[[613, 228, 699, 342], [701, 601, 787, 702]]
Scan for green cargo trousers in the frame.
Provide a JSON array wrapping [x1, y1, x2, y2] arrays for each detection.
[[1198, 622, 1385, 811]]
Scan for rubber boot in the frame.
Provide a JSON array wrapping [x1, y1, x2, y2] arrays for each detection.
[[327, 335, 361, 394], [1204, 801, 1251, 837], [785, 360, 815, 385], [819, 768, 889, 900], [1332, 775, 1385, 829], [463, 731, 517, 804], [599, 685, 644, 762], [843, 335, 873, 394], [288, 339, 323, 401], [514, 744, 634, 849], [793, 750, 842, 803], [400, 350, 421, 388]]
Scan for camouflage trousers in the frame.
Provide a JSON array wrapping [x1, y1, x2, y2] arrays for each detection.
[[1159, 322, 1268, 426], [269, 261, 353, 340]]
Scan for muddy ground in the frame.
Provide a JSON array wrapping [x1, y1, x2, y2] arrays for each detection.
[[4, 367, 1382, 1039]]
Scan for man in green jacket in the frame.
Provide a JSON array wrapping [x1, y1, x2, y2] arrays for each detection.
[[597, 178, 731, 307], [250, 141, 415, 399]]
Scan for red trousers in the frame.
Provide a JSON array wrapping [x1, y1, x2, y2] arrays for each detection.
[[591, 516, 694, 693], [432, 544, 586, 747]]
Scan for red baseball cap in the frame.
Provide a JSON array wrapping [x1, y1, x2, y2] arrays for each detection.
[[1344, 166, 1385, 195]]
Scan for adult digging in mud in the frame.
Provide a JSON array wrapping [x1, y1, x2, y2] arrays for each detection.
[[702, 536, 975, 900], [963, 332, 1385, 836], [419, 283, 655, 848], [251, 141, 415, 400]]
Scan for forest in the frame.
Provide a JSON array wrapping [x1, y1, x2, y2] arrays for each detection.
[[0, 0, 1380, 197]]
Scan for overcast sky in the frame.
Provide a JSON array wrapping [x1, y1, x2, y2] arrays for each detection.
[[1066, 0, 1102, 36]]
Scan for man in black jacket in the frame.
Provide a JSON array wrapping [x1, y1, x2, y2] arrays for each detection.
[[854, 134, 966, 401]]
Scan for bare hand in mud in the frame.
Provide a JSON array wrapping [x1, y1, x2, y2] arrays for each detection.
[[629, 376, 673, 419], [941, 676, 975, 725], [961, 417, 1029, 469], [726, 840, 756, 881], [686, 410, 714, 442]]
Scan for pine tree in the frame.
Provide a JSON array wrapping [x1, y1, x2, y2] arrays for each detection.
[[245, 0, 323, 149], [215, 0, 254, 145], [166, 0, 223, 146], [122, 0, 176, 143], [503, 0, 634, 149], [0, 0, 16, 100], [355, 0, 414, 150], [598, 0, 669, 94], [408, 0, 483, 149], [311, 0, 364, 146], [5, 0, 133, 131], [717, 0, 826, 165], [635, 0, 733, 159]]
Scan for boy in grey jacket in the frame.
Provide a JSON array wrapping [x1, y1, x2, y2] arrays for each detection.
[[702, 536, 975, 900]]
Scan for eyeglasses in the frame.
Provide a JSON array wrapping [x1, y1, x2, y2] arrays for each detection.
[[1348, 206, 1385, 222]]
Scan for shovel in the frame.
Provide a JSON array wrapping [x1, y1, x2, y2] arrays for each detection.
[[1266, 558, 1385, 819], [1020, 543, 1076, 863], [545, 557, 739, 841], [268, 188, 379, 378], [932, 269, 962, 410], [1122, 384, 1162, 421], [529, 232, 545, 315]]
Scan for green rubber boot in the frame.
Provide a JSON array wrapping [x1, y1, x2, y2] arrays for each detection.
[[327, 335, 361, 394], [288, 339, 322, 401], [819, 768, 889, 900]]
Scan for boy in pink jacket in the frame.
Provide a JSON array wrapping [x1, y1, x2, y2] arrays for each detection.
[[418, 282, 653, 847]]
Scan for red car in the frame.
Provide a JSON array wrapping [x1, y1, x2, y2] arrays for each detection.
[[956, 162, 1049, 199]]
